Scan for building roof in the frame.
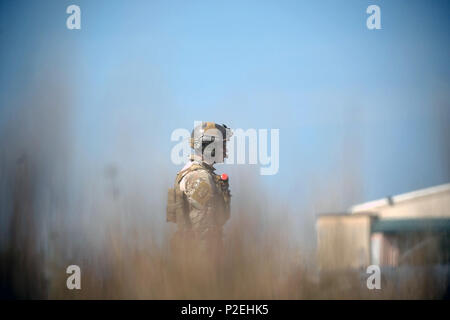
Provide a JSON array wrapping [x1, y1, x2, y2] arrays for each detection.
[[350, 183, 450, 214]]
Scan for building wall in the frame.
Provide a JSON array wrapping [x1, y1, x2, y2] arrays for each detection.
[[371, 232, 399, 266], [317, 186, 450, 271], [316, 215, 372, 271]]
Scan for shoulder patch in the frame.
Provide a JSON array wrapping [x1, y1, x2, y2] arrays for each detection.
[[191, 180, 212, 206]]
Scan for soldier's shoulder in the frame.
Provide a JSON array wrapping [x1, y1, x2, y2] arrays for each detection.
[[178, 163, 210, 185], [181, 169, 215, 207], [181, 168, 214, 188]]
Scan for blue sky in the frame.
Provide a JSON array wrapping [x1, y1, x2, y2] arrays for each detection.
[[0, 0, 449, 213]]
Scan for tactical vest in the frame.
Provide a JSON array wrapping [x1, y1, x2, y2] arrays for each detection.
[[166, 163, 231, 227]]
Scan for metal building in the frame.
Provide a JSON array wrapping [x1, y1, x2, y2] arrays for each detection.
[[316, 183, 450, 271]]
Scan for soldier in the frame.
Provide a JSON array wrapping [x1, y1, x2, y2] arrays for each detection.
[[167, 122, 232, 260]]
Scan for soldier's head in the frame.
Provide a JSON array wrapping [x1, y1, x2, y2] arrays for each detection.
[[190, 122, 232, 164]]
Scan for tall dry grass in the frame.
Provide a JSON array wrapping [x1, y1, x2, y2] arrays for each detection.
[[0, 76, 448, 300]]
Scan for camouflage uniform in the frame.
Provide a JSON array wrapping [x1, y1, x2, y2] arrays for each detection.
[[167, 122, 232, 260], [171, 155, 231, 256]]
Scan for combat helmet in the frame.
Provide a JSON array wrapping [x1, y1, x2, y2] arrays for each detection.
[[190, 122, 232, 161]]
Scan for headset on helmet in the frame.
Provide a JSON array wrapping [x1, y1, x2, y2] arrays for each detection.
[[190, 122, 232, 151]]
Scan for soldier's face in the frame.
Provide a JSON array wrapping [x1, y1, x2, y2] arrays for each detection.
[[201, 138, 226, 164], [200, 128, 229, 163]]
